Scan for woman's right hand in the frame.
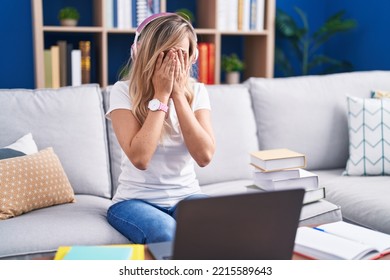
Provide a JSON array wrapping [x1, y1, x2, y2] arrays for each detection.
[[152, 50, 176, 98]]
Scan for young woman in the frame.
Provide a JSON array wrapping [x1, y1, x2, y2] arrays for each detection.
[[105, 13, 215, 244]]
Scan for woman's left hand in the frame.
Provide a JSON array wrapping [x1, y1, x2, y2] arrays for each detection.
[[172, 49, 190, 98]]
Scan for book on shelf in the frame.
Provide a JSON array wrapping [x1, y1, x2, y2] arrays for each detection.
[[54, 244, 145, 260], [218, 0, 265, 31], [197, 42, 215, 85], [50, 45, 60, 89], [57, 40, 68, 87], [71, 49, 81, 86], [79, 41, 91, 84], [253, 168, 319, 191], [66, 43, 73, 86], [295, 221, 390, 260], [238, 0, 251, 31], [247, 185, 325, 205], [136, 0, 148, 26], [106, 0, 114, 28], [255, 0, 265, 31], [43, 49, 52, 88], [207, 43, 215, 84], [250, 148, 306, 172]]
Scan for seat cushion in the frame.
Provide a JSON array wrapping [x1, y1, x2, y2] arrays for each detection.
[[0, 195, 128, 259], [314, 169, 390, 234], [0, 84, 112, 198]]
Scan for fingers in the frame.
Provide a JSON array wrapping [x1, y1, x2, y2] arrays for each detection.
[[155, 52, 164, 70]]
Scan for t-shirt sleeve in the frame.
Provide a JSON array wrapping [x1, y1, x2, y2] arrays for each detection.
[[105, 81, 132, 120], [192, 82, 211, 111]]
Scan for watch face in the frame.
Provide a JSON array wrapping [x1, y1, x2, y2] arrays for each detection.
[[148, 99, 160, 111]]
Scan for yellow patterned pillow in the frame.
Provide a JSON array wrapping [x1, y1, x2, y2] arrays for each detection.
[[0, 147, 75, 220]]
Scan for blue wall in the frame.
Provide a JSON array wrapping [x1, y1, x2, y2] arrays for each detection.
[[1, 0, 389, 88]]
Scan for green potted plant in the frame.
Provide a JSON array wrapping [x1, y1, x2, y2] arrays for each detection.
[[275, 7, 357, 76], [58, 7, 80, 27], [176, 8, 195, 25], [221, 53, 245, 84]]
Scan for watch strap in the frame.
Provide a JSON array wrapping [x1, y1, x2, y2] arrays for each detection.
[[158, 102, 169, 113]]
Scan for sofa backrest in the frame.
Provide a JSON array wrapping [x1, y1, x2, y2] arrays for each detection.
[[195, 84, 259, 185], [246, 70, 390, 170], [0, 84, 112, 198]]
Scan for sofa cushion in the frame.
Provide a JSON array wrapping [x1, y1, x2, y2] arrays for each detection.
[[315, 169, 390, 235], [0, 148, 75, 220], [0, 84, 112, 198], [247, 71, 390, 170], [345, 96, 390, 175], [194, 85, 259, 185], [1, 133, 38, 159], [0, 195, 129, 259]]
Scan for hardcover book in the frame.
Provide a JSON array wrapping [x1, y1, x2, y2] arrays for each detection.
[[79, 41, 91, 84], [247, 185, 325, 205], [253, 168, 319, 191], [250, 148, 306, 172], [50, 45, 60, 89]]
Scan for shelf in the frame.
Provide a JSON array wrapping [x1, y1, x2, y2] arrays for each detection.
[[43, 26, 104, 33], [32, 0, 275, 88]]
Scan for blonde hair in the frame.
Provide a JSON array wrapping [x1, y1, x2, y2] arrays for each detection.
[[123, 14, 198, 126]]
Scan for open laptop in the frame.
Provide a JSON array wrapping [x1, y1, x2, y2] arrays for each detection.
[[148, 189, 304, 260]]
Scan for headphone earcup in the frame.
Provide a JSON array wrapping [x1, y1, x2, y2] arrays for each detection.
[[131, 43, 137, 60], [192, 48, 199, 64]]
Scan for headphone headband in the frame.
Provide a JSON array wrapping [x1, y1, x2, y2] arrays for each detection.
[[131, 12, 198, 62]]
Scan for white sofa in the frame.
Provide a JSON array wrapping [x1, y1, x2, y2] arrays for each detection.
[[1, 70, 389, 260]]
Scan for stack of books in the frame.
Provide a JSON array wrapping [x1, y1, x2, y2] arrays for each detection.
[[247, 148, 325, 205]]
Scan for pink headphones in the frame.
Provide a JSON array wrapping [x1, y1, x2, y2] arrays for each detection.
[[131, 12, 199, 62]]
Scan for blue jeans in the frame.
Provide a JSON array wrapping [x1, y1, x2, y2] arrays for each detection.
[[107, 194, 209, 244]]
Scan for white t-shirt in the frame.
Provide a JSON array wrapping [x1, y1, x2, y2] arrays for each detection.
[[106, 80, 211, 207]]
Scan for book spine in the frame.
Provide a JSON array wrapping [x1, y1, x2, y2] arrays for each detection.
[[250, 0, 257, 30], [50, 45, 60, 89], [43, 49, 52, 88], [256, 0, 265, 31], [113, 0, 118, 28], [197, 42, 209, 84], [207, 43, 215, 84], [136, 0, 148, 26], [79, 41, 91, 84], [243, 0, 251, 31], [71, 50, 81, 86], [57, 40, 67, 87], [66, 43, 73, 86], [106, 0, 114, 28], [237, 0, 244, 31]]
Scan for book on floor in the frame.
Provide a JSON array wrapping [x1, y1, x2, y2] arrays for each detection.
[[253, 168, 319, 191], [294, 221, 390, 260], [250, 148, 306, 172], [247, 185, 325, 205]]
